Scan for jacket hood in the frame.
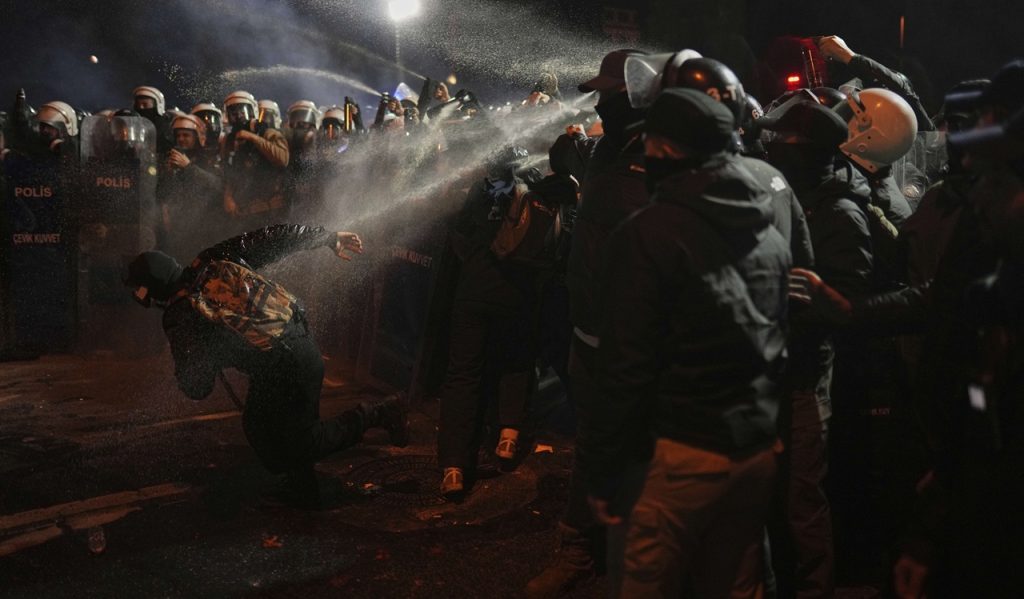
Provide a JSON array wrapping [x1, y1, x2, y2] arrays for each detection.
[[653, 153, 774, 233], [124, 251, 184, 302]]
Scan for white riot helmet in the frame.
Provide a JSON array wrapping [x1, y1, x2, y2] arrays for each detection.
[[839, 88, 918, 173], [257, 99, 282, 129], [133, 86, 166, 116], [191, 102, 223, 138], [321, 106, 347, 140], [171, 114, 207, 148], [223, 90, 257, 127], [287, 100, 321, 130], [37, 101, 78, 137]]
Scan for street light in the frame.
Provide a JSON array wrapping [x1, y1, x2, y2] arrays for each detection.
[[388, 0, 421, 21], [386, 0, 421, 67]]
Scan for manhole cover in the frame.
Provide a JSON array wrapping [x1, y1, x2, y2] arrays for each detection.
[[327, 452, 539, 532], [341, 454, 446, 507]]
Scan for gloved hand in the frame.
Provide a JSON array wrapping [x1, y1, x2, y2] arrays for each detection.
[[789, 268, 853, 325], [817, 35, 856, 64]]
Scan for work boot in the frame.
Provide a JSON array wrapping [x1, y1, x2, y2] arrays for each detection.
[[358, 392, 410, 447], [525, 524, 597, 599]]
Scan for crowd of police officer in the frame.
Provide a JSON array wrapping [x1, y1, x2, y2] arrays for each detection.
[[2, 32, 1024, 599]]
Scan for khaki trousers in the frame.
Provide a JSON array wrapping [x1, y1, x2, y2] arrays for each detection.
[[614, 437, 778, 599]]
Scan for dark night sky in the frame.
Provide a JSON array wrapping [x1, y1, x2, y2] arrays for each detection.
[[0, 0, 1020, 116]]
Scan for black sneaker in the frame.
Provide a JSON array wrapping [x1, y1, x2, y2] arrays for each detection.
[[362, 393, 410, 447], [259, 467, 321, 510]]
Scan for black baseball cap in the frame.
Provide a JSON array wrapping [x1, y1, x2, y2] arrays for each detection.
[[947, 60, 1024, 113], [627, 88, 735, 154], [949, 106, 1024, 162], [578, 49, 647, 93]]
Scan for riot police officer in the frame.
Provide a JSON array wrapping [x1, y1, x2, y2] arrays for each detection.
[[221, 90, 290, 234]]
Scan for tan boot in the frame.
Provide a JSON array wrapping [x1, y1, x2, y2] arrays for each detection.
[[440, 467, 464, 501], [496, 427, 519, 460]]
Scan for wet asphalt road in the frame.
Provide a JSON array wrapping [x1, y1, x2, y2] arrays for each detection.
[[0, 352, 886, 598], [0, 351, 604, 598]]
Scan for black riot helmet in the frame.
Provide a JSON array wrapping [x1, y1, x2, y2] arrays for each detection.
[[810, 86, 847, 109], [739, 93, 766, 154], [667, 58, 747, 123]]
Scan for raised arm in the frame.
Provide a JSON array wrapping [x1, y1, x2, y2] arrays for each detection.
[[201, 224, 362, 269]]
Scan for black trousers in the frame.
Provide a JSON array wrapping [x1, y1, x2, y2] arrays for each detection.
[[769, 390, 834, 599], [437, 299, 536, 470], [241, 330, 364, 474], [562, 335, 599, 534]]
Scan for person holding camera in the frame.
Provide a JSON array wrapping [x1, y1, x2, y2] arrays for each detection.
[[157, 114, 223, 262], [221, 90, 290, 234]]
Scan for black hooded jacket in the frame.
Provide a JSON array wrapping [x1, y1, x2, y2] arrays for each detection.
[[863, 165, 913, 229], [797, 160, 876, 299], [585, 154, 791, 494], [566, 132, 648, 336], [448, 176, 539, 309], [739, 155, 815, 269], [161, 224, 336, 400]]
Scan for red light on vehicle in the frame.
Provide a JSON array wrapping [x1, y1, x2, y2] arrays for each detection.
[[786, 74, 802, 84]]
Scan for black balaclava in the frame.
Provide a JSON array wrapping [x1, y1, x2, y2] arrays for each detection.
[[595, 91, 645, 140], [765, 142, 835, 193], [136, 105, 160, 127], [125, 251, 185, 307]]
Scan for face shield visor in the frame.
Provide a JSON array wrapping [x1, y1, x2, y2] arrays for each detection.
[[323, 118, 344, 141], [194, 110, 222, 137], [110, 116, 143, 144], [288, 109, 318, 131], [257, 106, 280, 129], [195, 111, 222, 136], [624, 50, 703, 109], [225, 103, 255, 128]]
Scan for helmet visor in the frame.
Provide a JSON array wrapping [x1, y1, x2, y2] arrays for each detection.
[[625, 53, 673, 109], [625, 51, 700, 109], [226, 103, 254, 125], [289, 109, 318, 128], [324, 120, 344, 140]]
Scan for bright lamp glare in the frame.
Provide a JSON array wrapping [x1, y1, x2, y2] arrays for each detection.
[[388, 0, 421, 21]]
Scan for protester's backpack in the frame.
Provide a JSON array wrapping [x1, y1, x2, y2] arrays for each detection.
[[181, 259, 299, 351], [490, 174, 578, 267]]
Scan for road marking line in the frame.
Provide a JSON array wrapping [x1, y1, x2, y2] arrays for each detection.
[[0, 482, 191, 535]]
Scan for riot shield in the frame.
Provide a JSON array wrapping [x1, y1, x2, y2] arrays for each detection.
[[892, 130, 948, 211], [0, 151, 77, 352], [76, 115, 161, 353], [79, 115, 158, 227]]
